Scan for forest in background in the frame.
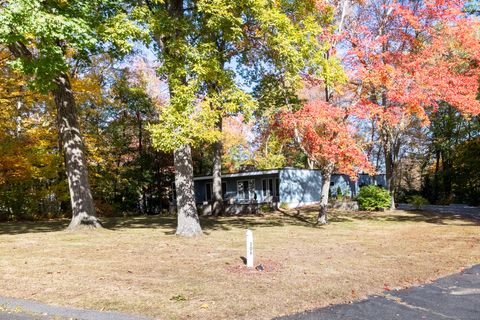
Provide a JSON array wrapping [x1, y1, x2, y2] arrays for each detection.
[[0, 0, 479, 229]]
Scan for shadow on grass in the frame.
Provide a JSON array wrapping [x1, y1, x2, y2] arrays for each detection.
[[330, 209, 480, 226], [0, 211, 316, 236], [0, 220, 68, 235], [1, 207, 477, 236]]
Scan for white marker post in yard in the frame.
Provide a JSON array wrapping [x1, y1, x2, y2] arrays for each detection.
[[246, 229, 253, 268]]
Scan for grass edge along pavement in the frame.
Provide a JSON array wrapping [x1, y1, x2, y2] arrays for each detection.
[[0, 295, 152, 320], [275, 264, 480, 320]]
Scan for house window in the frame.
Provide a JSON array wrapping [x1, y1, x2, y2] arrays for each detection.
[[262, 178, 274, 196], [205, 183, 212, 202], [237, 180, 255, 200], [275, 178, 280, 197], [206, 182, 228, 201], [330, 181, 335, 186], [222, 182, 227, 199]]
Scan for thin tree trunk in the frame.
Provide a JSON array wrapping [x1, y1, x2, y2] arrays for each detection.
[[384, 144, 396, 210], [433, 149, 441, 203], [317, 171, 332, 225], [307, 158, 314, 170], [53, 74, 101, 229], [212, 120, 223, 216], [137, 110, 148, 213], [174, 144, 202, 236]]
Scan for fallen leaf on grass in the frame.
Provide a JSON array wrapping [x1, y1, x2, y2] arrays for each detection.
[[170, 295, 187, 301]]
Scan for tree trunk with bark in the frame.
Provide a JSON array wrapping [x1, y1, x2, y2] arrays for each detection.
[[174, 144, 203, 236], [211, 120, 223, 216], [384, 144, 396, 210], [317, 170, 332, 225], [8, 43, 100, 229], [53, 74, 101, 230], [147, 0, 203, 235]]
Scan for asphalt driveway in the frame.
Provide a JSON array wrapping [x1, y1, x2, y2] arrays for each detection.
[[397, 203, 480, 221], [276, 264, 480, 320]]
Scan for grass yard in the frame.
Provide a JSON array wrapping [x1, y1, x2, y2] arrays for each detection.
[[0, 208, 479, 319]]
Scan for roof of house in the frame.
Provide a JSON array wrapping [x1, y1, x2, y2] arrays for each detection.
[[193, 169, 280, 181], [193, 167, 385, 181]]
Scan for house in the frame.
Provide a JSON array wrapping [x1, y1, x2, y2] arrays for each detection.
[[330, 173, 387, 198], [193, 168, 321, 209], [192, 167, 385, 211]]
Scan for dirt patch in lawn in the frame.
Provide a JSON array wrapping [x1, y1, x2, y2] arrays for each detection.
[[0, 208, 479, 319]]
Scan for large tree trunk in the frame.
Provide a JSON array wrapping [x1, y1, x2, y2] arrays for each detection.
[[174, 144, 202, 236], [7, 43, 100, 229], [53, 74, 101, 230], [212, 120, 223, 216], [149, 0, 203, 235], [317, 171, 332, 225]]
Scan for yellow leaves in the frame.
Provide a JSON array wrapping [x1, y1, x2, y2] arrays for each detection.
[[24, 32, 36, 41], [0, 52, 58, 186], [71, 74, 102, 106], [83, 133, 107, 166]]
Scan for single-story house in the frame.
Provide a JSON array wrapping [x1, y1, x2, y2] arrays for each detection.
[[330, 173, 387, 198], [192, 167, 385, 209]]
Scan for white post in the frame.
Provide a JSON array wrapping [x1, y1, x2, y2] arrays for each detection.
[[246, 229, 253, 268]]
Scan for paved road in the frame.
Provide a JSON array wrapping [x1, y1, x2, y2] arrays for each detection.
[[0, 296, 152, 320], [397, 203, 480, 221], [276, 264, 480, 320]]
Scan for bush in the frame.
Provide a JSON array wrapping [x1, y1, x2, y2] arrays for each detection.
[[279, 202, 289, 210], [357, 185, 391, 211], [260, 204, 273, 213], [336, 186, 343, 200], [395, 188, 422, 203], [407, 195, 429, 209]]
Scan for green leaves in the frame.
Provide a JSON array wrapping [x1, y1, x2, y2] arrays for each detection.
[[149, 104, 221, 152], [357, 185, 391, 211], [0, 0, 142, 91], [144, 0, 345, 152]]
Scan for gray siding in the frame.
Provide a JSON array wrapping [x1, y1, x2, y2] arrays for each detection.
[[330, 174, 356, 197], [193, 173, 280, 204], [358, 174, 387, 189], [279, 169, 322, 207], [331, 173, 388, 198], [192, 170, 384, 206]]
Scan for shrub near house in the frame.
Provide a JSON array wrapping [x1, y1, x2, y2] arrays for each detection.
[[357, 186, 391, 211]]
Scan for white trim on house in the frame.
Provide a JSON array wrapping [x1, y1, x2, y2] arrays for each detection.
[[193, 169, 280, 181]]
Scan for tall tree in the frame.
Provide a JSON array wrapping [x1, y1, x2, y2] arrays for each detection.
[[423, 104, 480, 203], [279, 100, 373, 224], [143, 0, 338, 234], [0, 0, 142, 229], [347, 0, 480, 208], [144, 0, 214, 236], [260, 0, 366, 224]]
